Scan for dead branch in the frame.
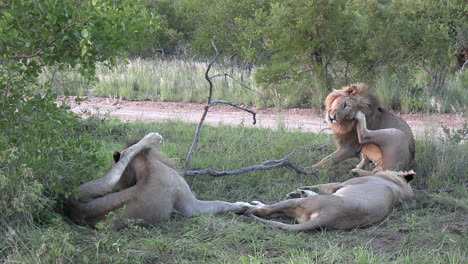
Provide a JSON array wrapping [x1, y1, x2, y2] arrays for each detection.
[[184, 151, 316, 177], [210, 73, 263, 96], [208, 100, 256, 124], [461, 59, 468, 73], [185, 37, 257, 167], [262, 150, 296, 165]]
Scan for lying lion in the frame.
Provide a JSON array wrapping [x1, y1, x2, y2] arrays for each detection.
[[314, 83, 415, 171], [243, 169, 415, 231], [64, 133, 250, 228]]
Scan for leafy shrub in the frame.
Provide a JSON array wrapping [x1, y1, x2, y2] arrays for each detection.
[[0, 92, 106, 222]]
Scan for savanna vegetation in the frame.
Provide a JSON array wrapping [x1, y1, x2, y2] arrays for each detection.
[[40, 0, 467, 112], [0, 0, 466, 263]]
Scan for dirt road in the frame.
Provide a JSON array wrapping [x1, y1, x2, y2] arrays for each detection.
[[64, 96, 465, 137]]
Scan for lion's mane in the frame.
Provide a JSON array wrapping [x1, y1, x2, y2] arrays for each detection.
[[325, 83, 385, 142]]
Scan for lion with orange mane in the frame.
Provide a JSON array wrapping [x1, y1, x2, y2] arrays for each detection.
[[313, 83, 415, 171]]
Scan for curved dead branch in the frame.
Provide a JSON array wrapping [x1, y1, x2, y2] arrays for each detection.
[[184, 151, 316, 177], [208, 100, 256, 124]]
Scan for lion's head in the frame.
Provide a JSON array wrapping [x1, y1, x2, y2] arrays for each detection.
[[325, 83, 383, 137]]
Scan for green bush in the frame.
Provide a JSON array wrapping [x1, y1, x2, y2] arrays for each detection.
[[0, 93, 106, 222], [0, 0, 158, 223]]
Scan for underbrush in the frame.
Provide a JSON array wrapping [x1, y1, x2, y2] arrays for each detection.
[[1, 118, 466, 263]]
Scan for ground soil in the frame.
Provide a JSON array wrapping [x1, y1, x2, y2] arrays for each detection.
[[64, 96, 466, 137]]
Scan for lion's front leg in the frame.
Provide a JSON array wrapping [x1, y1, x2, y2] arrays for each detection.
[[355, 153, 370, 169], [350, 168, 375, 177], [301, 182, 342, 194], [287, 182, 342, 199], [313, 146, 358, 168]]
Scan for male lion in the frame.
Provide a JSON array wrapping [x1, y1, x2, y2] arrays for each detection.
[[242, 170, 415, 231], [64, 133, 250, 228], [313, 83, 415, 171]]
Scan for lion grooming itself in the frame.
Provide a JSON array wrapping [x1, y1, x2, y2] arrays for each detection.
[[65, 133, 250, 228], [313, 83, 415, 171], [243, 170, 415, 231]]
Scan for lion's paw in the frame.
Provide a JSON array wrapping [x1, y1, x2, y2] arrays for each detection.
[[234, 201, 253, 208], [355, 110, 365, 121], [142, 132, 163, 146], [250, 201, 266, 207], [298, 186, 320, 192], [287, 189, 318, 199], [234, 201, 254, 214], [350, 168, 361, 176], [286, 190, 303, 199]]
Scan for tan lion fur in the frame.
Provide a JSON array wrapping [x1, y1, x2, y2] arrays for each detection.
[[314, 83, 415, 171], [64, 133, 250, 229], [244, 170, 415, 232]]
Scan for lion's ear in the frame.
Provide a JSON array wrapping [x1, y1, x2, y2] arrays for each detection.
[[113, 151, 121, 163], [402, 170, 416, 182], [343, 85, 358, 96]]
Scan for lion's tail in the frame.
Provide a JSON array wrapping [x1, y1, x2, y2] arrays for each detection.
[[246, 212, 332, 232]]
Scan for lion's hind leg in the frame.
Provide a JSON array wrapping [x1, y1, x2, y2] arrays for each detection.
[[76, 133, 162, 203], [247, 199, 305, 220], [76, 186, 137, 226], [173, 181, 252, 217], [355, 111, 406, 150], [66, 133, 163, 224], [355, 111, 409, 170]]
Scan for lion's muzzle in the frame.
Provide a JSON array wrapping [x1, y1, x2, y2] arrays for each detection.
[[327, 111, 338, 124]]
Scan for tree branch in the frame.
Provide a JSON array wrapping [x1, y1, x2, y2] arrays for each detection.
[[8, 49, 43, 60], [460, 59, 467, 73], [185, 38, 219, 168], [8, 20, 80, 61], [185, 37, 258, 168], [184, 151, 315, 176], [262, 150, 296, 165], [208, 100, 256, 124], [210, 73, 263, 96]]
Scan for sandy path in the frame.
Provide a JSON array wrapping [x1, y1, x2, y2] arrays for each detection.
[[64, 96, 465, 137]]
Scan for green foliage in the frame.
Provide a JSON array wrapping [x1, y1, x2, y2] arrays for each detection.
[[253, 0, 467, 110], [414, 123, 467, 192], [0, 91, 106, 221], [27, 0, 466, 111], [188, 0, 274, 61], [138, 0, 275, 63], [0, 0, 154, 81], [0, 0, 158, 223]]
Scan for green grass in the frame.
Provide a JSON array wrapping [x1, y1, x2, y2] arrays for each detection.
[[1, 119, 466, 263], [39, 58, 468, 112], [40, 58, 268, 107]]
